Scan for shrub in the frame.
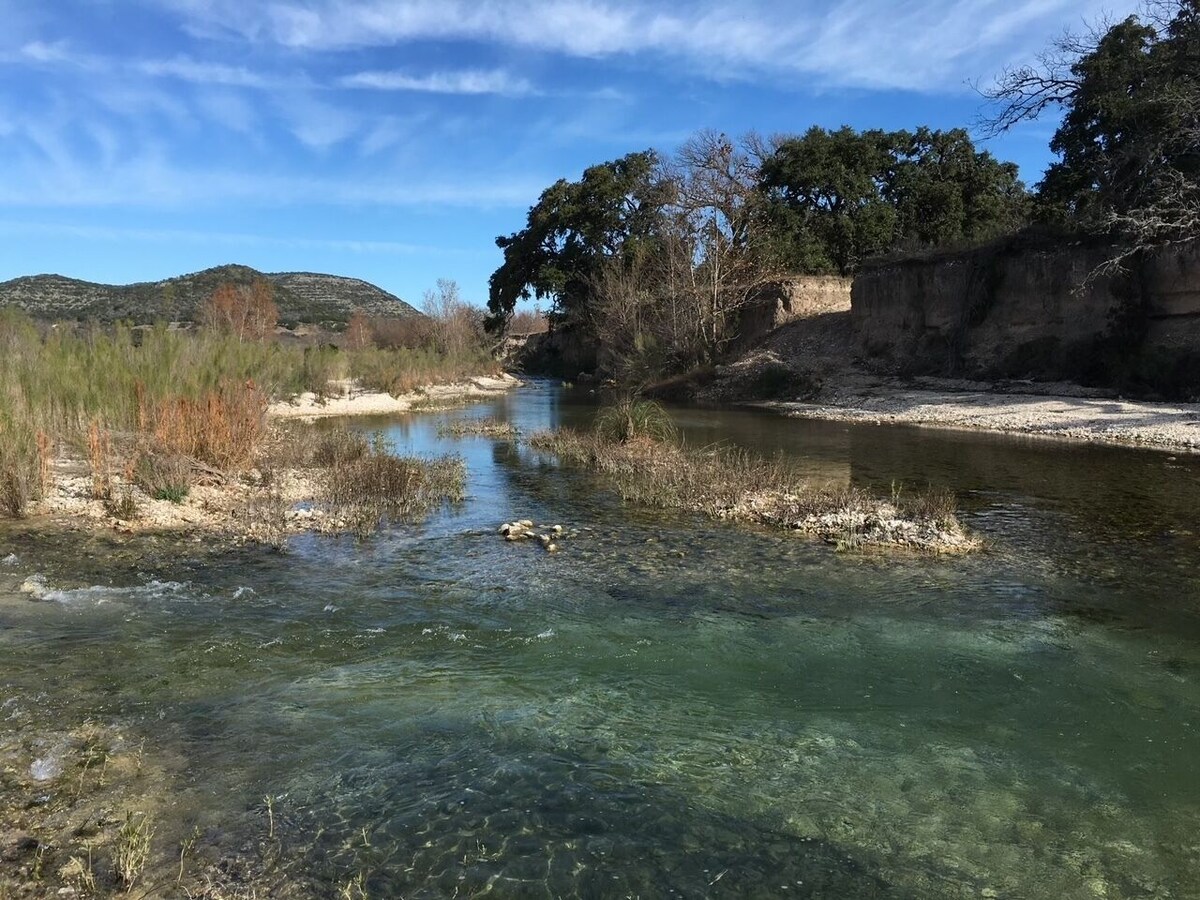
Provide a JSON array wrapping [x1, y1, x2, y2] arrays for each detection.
[[750, 361, 822, 401], [593, 399, 678, 444], [322, 435, 464, 536], [136, 451, 192, 503], [151, 380, 266, 471], [0, 419, 38, 518]]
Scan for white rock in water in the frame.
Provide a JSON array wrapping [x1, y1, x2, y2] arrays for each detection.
[[519, 519, 534, 528], [552, 525, 563, 534], [19, 575, 49, 600], [1, 553, 18, 565], [30, 756, 62, 781]]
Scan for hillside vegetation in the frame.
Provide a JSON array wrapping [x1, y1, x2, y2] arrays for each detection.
[[0, 264, 422, 326]]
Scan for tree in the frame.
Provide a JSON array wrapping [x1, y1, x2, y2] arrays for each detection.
[[486, 151, 675, 332], [759, 127, 898, 274], [344, 310, 372, 350], [985, 1, 1200, 252], [424, 279, 485, 357], [200, 280, 278, 341], [667, 130, 783, 362], [885, 128, 1028, 248], [759, 126, 1026, 273]]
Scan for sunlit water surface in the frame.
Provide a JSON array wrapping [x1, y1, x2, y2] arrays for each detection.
[[2, 382, 1199, 898]]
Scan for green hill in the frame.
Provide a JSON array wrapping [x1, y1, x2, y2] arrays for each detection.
[[0, 264, 423, 325]]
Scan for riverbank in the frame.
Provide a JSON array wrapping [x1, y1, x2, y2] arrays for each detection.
[[268, 373, 521, 419], [16, 376, 518, 542], [756, 373, 1200, 454]]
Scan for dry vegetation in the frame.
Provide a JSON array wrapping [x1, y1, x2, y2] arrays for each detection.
[[528, 404, 978, 554], [436, 417, 520, 439], [0, 276, 494, 531]]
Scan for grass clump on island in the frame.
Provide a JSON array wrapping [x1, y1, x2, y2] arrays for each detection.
[[437, 416, 521, 439], [0, 281, 494, 526], [528, 399, 978, 554]]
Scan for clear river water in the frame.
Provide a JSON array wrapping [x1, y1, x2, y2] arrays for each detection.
[[1, 381, 1198, 898]]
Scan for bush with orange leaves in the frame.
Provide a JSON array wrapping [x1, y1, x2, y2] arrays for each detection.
[[149, 379, 266, 471], [201, 280, 279, 341]]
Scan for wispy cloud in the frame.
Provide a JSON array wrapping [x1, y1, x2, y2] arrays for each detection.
[[156, 0, 1127, 92], [341, 68, 536, 96], [0, 220, 472, 256], [0, 146, 547, 209], [20, 40, 78, 64], [135, 56, 281, 88]]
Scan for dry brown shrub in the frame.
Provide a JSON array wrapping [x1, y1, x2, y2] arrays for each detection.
[[87, 420, 112, 499], [369, 316, 435, 350], [508, 308, 549, 334], [152, 379, 266, 471]]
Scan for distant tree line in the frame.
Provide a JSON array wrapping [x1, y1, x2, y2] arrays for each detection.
[[489, 0, 1198, 383]]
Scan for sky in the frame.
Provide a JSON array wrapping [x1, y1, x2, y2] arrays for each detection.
[[0, 0, 1136, 309]]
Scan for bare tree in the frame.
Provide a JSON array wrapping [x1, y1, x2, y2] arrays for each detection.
[[668, 131, 783, 362]]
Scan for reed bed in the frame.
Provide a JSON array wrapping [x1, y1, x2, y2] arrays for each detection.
[[528, 422, 978, 553]]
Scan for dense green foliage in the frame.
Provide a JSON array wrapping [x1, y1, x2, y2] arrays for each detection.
[[760, 127, 1026, 273], [487, 152, 673, 331], [990, 0, 1199, 246]]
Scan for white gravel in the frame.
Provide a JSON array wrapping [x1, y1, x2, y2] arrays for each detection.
[[765, 386, 1200, 453]]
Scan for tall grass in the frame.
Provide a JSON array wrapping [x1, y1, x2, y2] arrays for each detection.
[[0, 310, 496, 518]]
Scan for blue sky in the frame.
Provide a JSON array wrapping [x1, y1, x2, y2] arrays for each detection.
[[0, 0, 1134, 309]]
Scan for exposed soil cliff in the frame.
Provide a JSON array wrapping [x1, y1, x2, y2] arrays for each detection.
[[852, 238, 1200, 399]]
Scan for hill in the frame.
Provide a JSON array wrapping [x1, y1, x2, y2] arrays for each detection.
[[0, 264, 423, 325]]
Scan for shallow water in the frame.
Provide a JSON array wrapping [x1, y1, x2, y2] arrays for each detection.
[[2, 382, 1199, 898]]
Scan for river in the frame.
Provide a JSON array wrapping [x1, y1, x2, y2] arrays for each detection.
[[1, 381, 1198, 898]]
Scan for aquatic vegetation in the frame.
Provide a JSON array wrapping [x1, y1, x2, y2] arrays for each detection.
[[114, 812, 155, 890], [321, 434, 465, 537], [593, 398, 678, 444], [528, 427, 978, 553], [437, 416, 520, 439]]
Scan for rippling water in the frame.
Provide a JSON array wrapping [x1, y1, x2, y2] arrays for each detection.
[[2, 382, 1198, 898]]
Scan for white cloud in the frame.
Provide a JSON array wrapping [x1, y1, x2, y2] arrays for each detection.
[[156, 0, 1133, 92], [21, 40, 75, 63], [0, 220, 461, 256], [0, 162, 544, 210], [341, 68, 536, 96], [275, 94, 361, 150], [135, 57, 279, 88]]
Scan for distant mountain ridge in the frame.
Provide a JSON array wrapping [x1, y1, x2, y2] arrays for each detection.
[[0, 264, 423, 325]]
